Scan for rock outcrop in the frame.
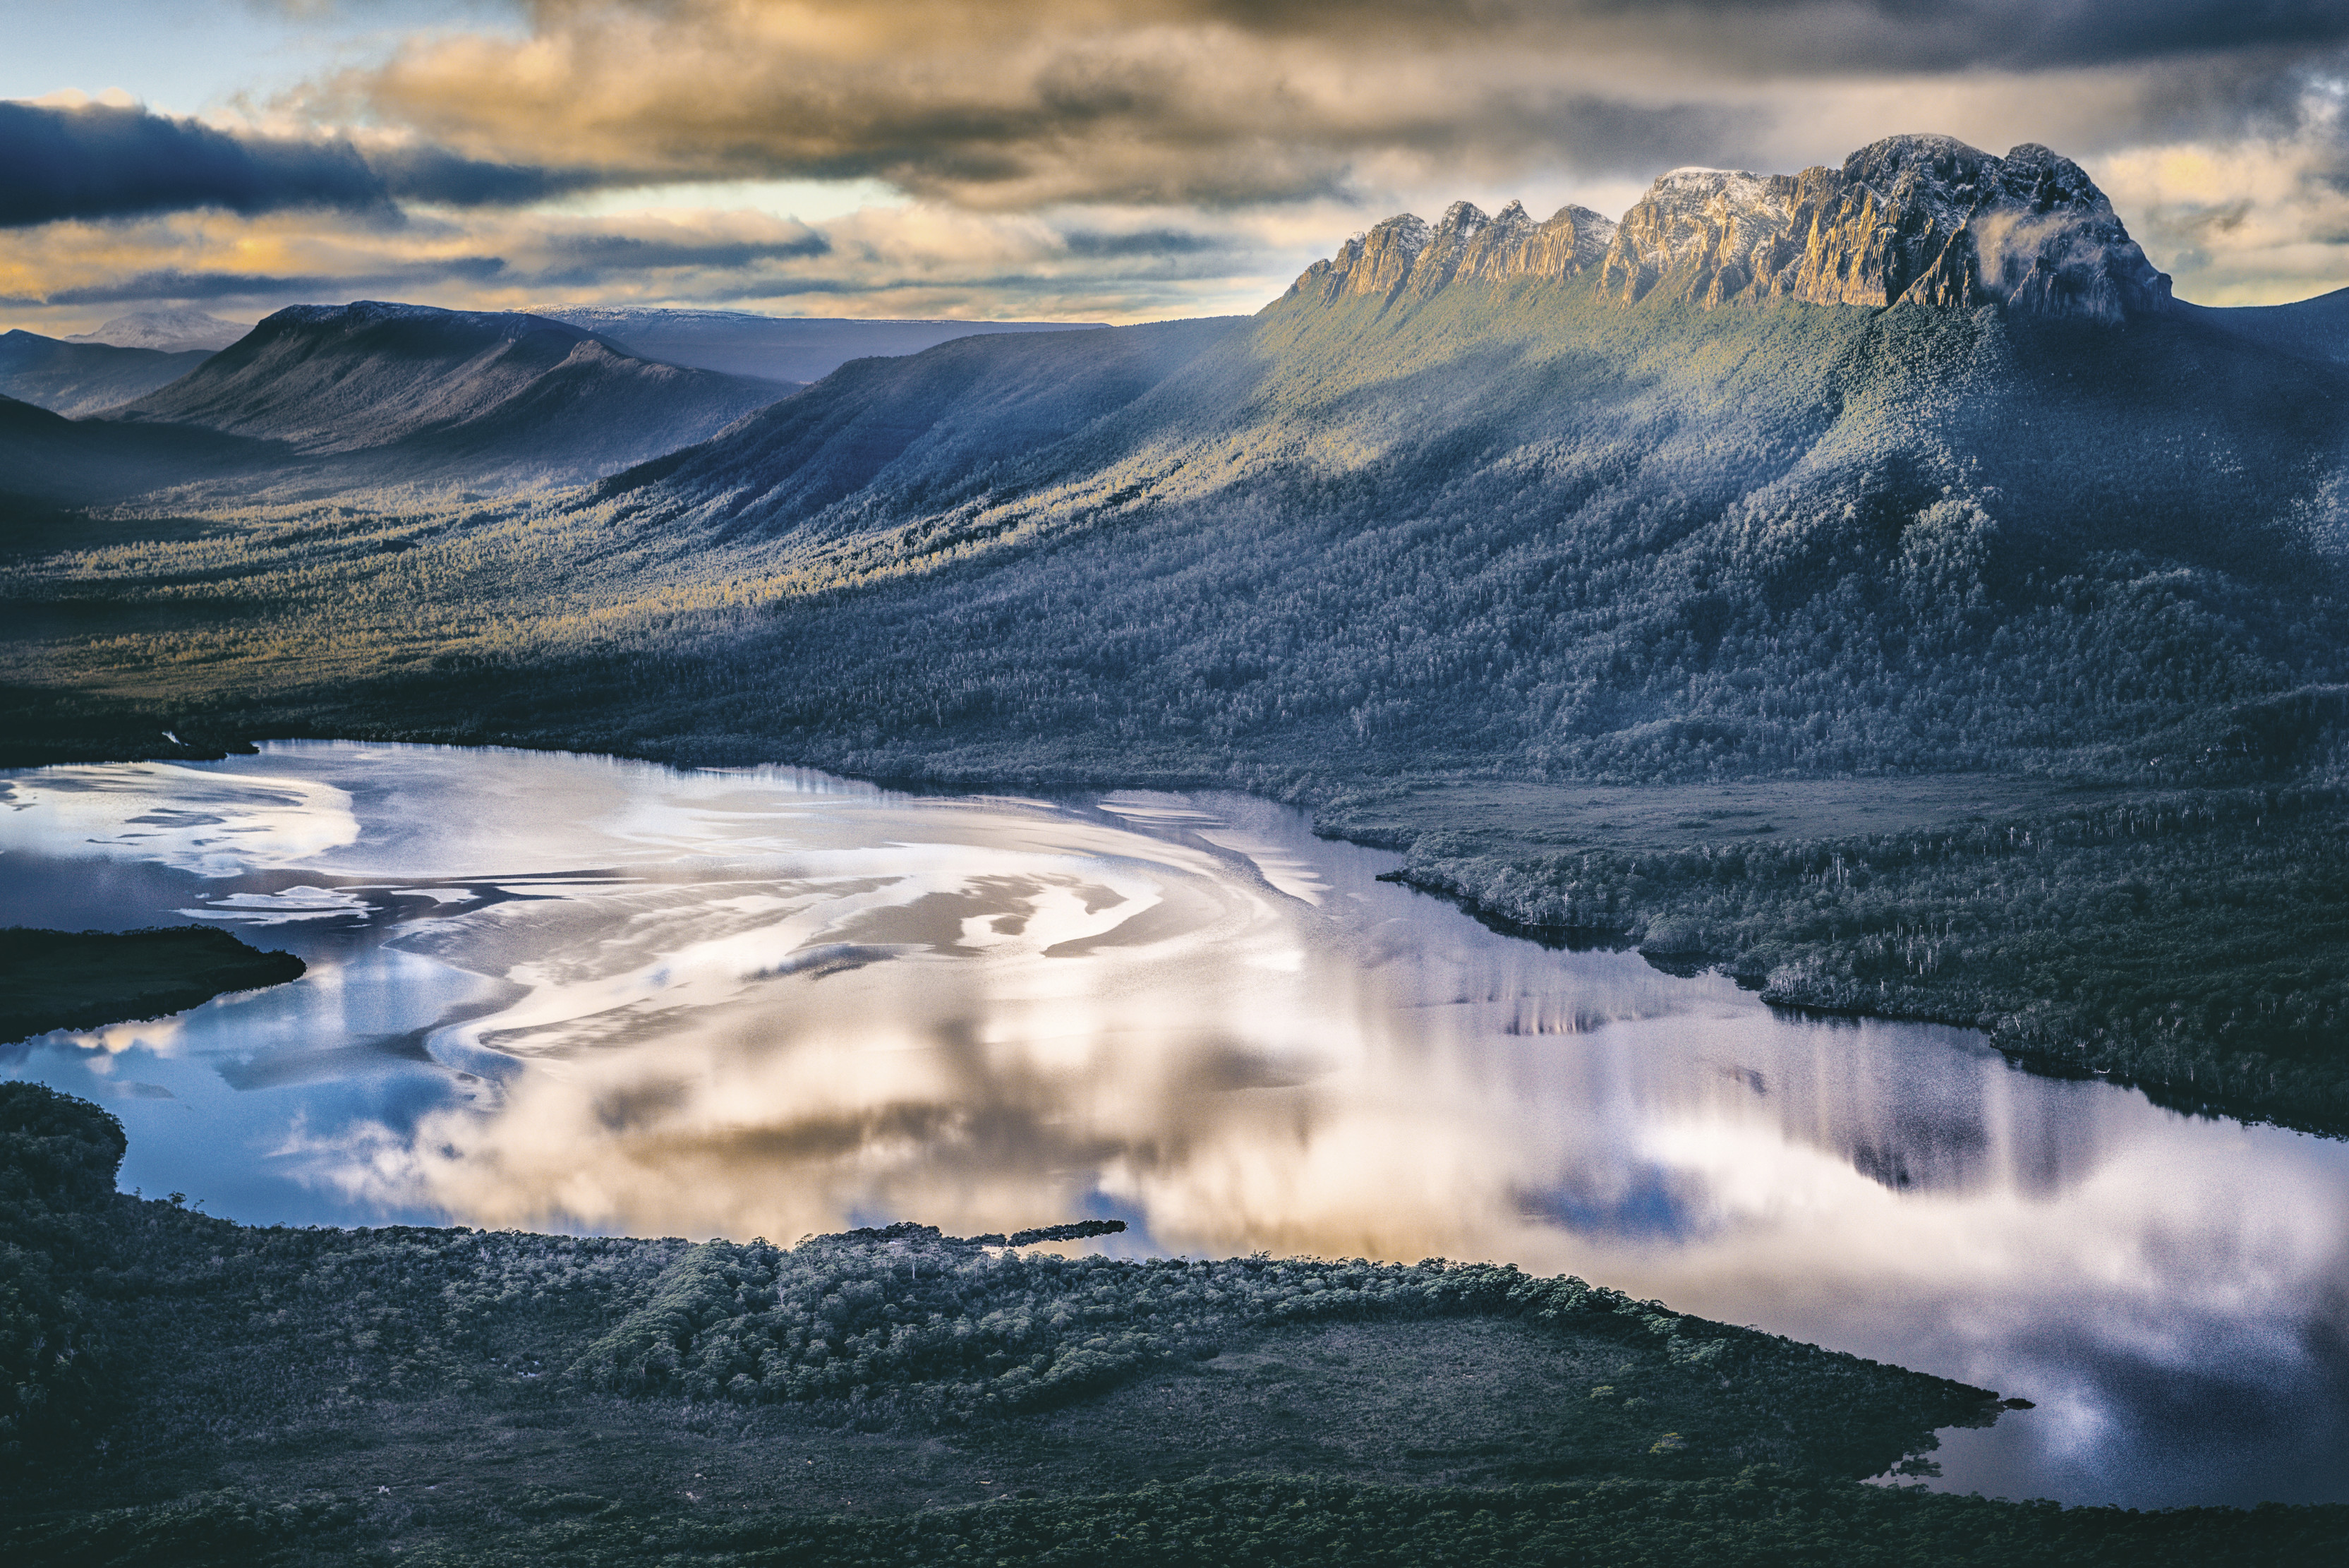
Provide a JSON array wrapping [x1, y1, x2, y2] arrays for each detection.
[[1286, 200, 1617, 306], [1290, 135, 2173, 323]]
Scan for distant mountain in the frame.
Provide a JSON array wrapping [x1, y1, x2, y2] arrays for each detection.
[[531, 307, 1109, 385], [0, 330, 212, 418], [579, 133, 2349, 781], [104, 301, 787, 486], [2184, 287, 2349, 366], [65, 308, 251, 353], [0, 391, 278, 507]]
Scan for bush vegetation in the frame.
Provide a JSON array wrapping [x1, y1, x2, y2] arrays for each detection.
[[5, 1082, 2340, 1564], [1354, 785, 2349, 1129], [0, 927, 305, 1047], [13, 1471, 2349, 1568]]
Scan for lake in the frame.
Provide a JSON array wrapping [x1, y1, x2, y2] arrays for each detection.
[[4, 740, 2345, 1509]]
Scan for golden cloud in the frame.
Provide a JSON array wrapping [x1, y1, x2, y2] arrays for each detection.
[[332, 1, 1765, 210], [0, 198, 1322, 330], [322, 1, 2349, 210]]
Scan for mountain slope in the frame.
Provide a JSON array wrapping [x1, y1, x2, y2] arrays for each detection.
[[2185, 287, 2349, 366], [0, 392, 279, 507], [606, 320, 1245, 541], [569, 134, 2345, 783], [536, 307, 1110, 385], [0, 331, 212, 418], [13, 134, 2349, 1139], [107, 302, 787, 485]]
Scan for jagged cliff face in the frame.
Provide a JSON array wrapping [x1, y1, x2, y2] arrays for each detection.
[[1288, 135, 2173, 323], [1286, 199, 1618, 306]]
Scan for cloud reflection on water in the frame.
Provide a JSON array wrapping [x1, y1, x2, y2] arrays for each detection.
[[2, 742, 2346, 1506]]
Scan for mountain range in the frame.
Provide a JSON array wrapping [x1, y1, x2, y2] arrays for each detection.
[[102, 301, 784, 490], [0, 305, 1129, 505], [13, 131, 2349, 782], [525, 135, 2341, 785], [0, 331, 215, 419], [14, 132, 2349, 1136], [533, 308, 1110, 385]]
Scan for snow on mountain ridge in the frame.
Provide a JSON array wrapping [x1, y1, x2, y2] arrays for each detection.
[[1287, 134, 2172, 324], [66, 307, 250, 353]]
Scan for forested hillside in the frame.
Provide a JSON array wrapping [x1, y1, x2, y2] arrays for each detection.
[[0, 392, 282, 507], [562, 270, 2349, 786]]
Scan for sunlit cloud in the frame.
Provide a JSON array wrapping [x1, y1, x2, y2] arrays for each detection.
[[0, 198, 1315, 329], [6, 1, 2349, 325]]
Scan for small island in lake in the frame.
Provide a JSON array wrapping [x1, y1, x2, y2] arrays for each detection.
[[0, 927, 306, 1047]]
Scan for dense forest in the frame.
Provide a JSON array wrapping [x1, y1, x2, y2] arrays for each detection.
[[6, 1081, 2341, 1566], [1322, 783, 2349, 1129]]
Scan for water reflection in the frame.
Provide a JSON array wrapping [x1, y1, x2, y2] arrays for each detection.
[[1, 741, 2345, 1509]]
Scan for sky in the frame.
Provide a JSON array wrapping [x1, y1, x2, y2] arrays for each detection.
[[4, 0, 2349, 333]]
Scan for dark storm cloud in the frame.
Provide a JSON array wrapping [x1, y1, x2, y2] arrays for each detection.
[[369, 143, 610, 207], [536, 231, 833, 270], [0, 100, 383, 225], [1060, 229, 1224, 258], [31, 257, 509, 305], [1149, 1, 2349, 69], [1714, 0, 2349, 71], [0, 100, 610, 228]]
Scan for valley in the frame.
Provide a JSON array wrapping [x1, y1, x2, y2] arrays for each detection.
[[6, 130, 2349, 1562]]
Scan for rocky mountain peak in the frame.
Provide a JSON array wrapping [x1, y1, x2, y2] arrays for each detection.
[[1286, 134, 2171, 323], [1286, 200, 1616, 306], [1601, 135, 2173, 320], [1598, 167, 1802, 308]]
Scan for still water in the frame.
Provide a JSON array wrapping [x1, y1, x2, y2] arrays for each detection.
[[4, 741, 2345, 1509]]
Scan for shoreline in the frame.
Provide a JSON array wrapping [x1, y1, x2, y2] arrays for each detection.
[[8, 726, 2343, 1139]]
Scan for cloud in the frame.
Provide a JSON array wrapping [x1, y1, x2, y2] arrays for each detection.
[[324, 0, 2349, 213], [0, 200, 1317, 328], [368, 141, 610, 206], [335, 2, 1782, 209], [0, 99, 384, 225], [11, 0, 2349, 319], [2095, 80, 2349, 303], [30, 257, 510, 306], [535, 227, 832, 270], [1059, 228, 1224, 258], [0, 99, 612, 228]]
